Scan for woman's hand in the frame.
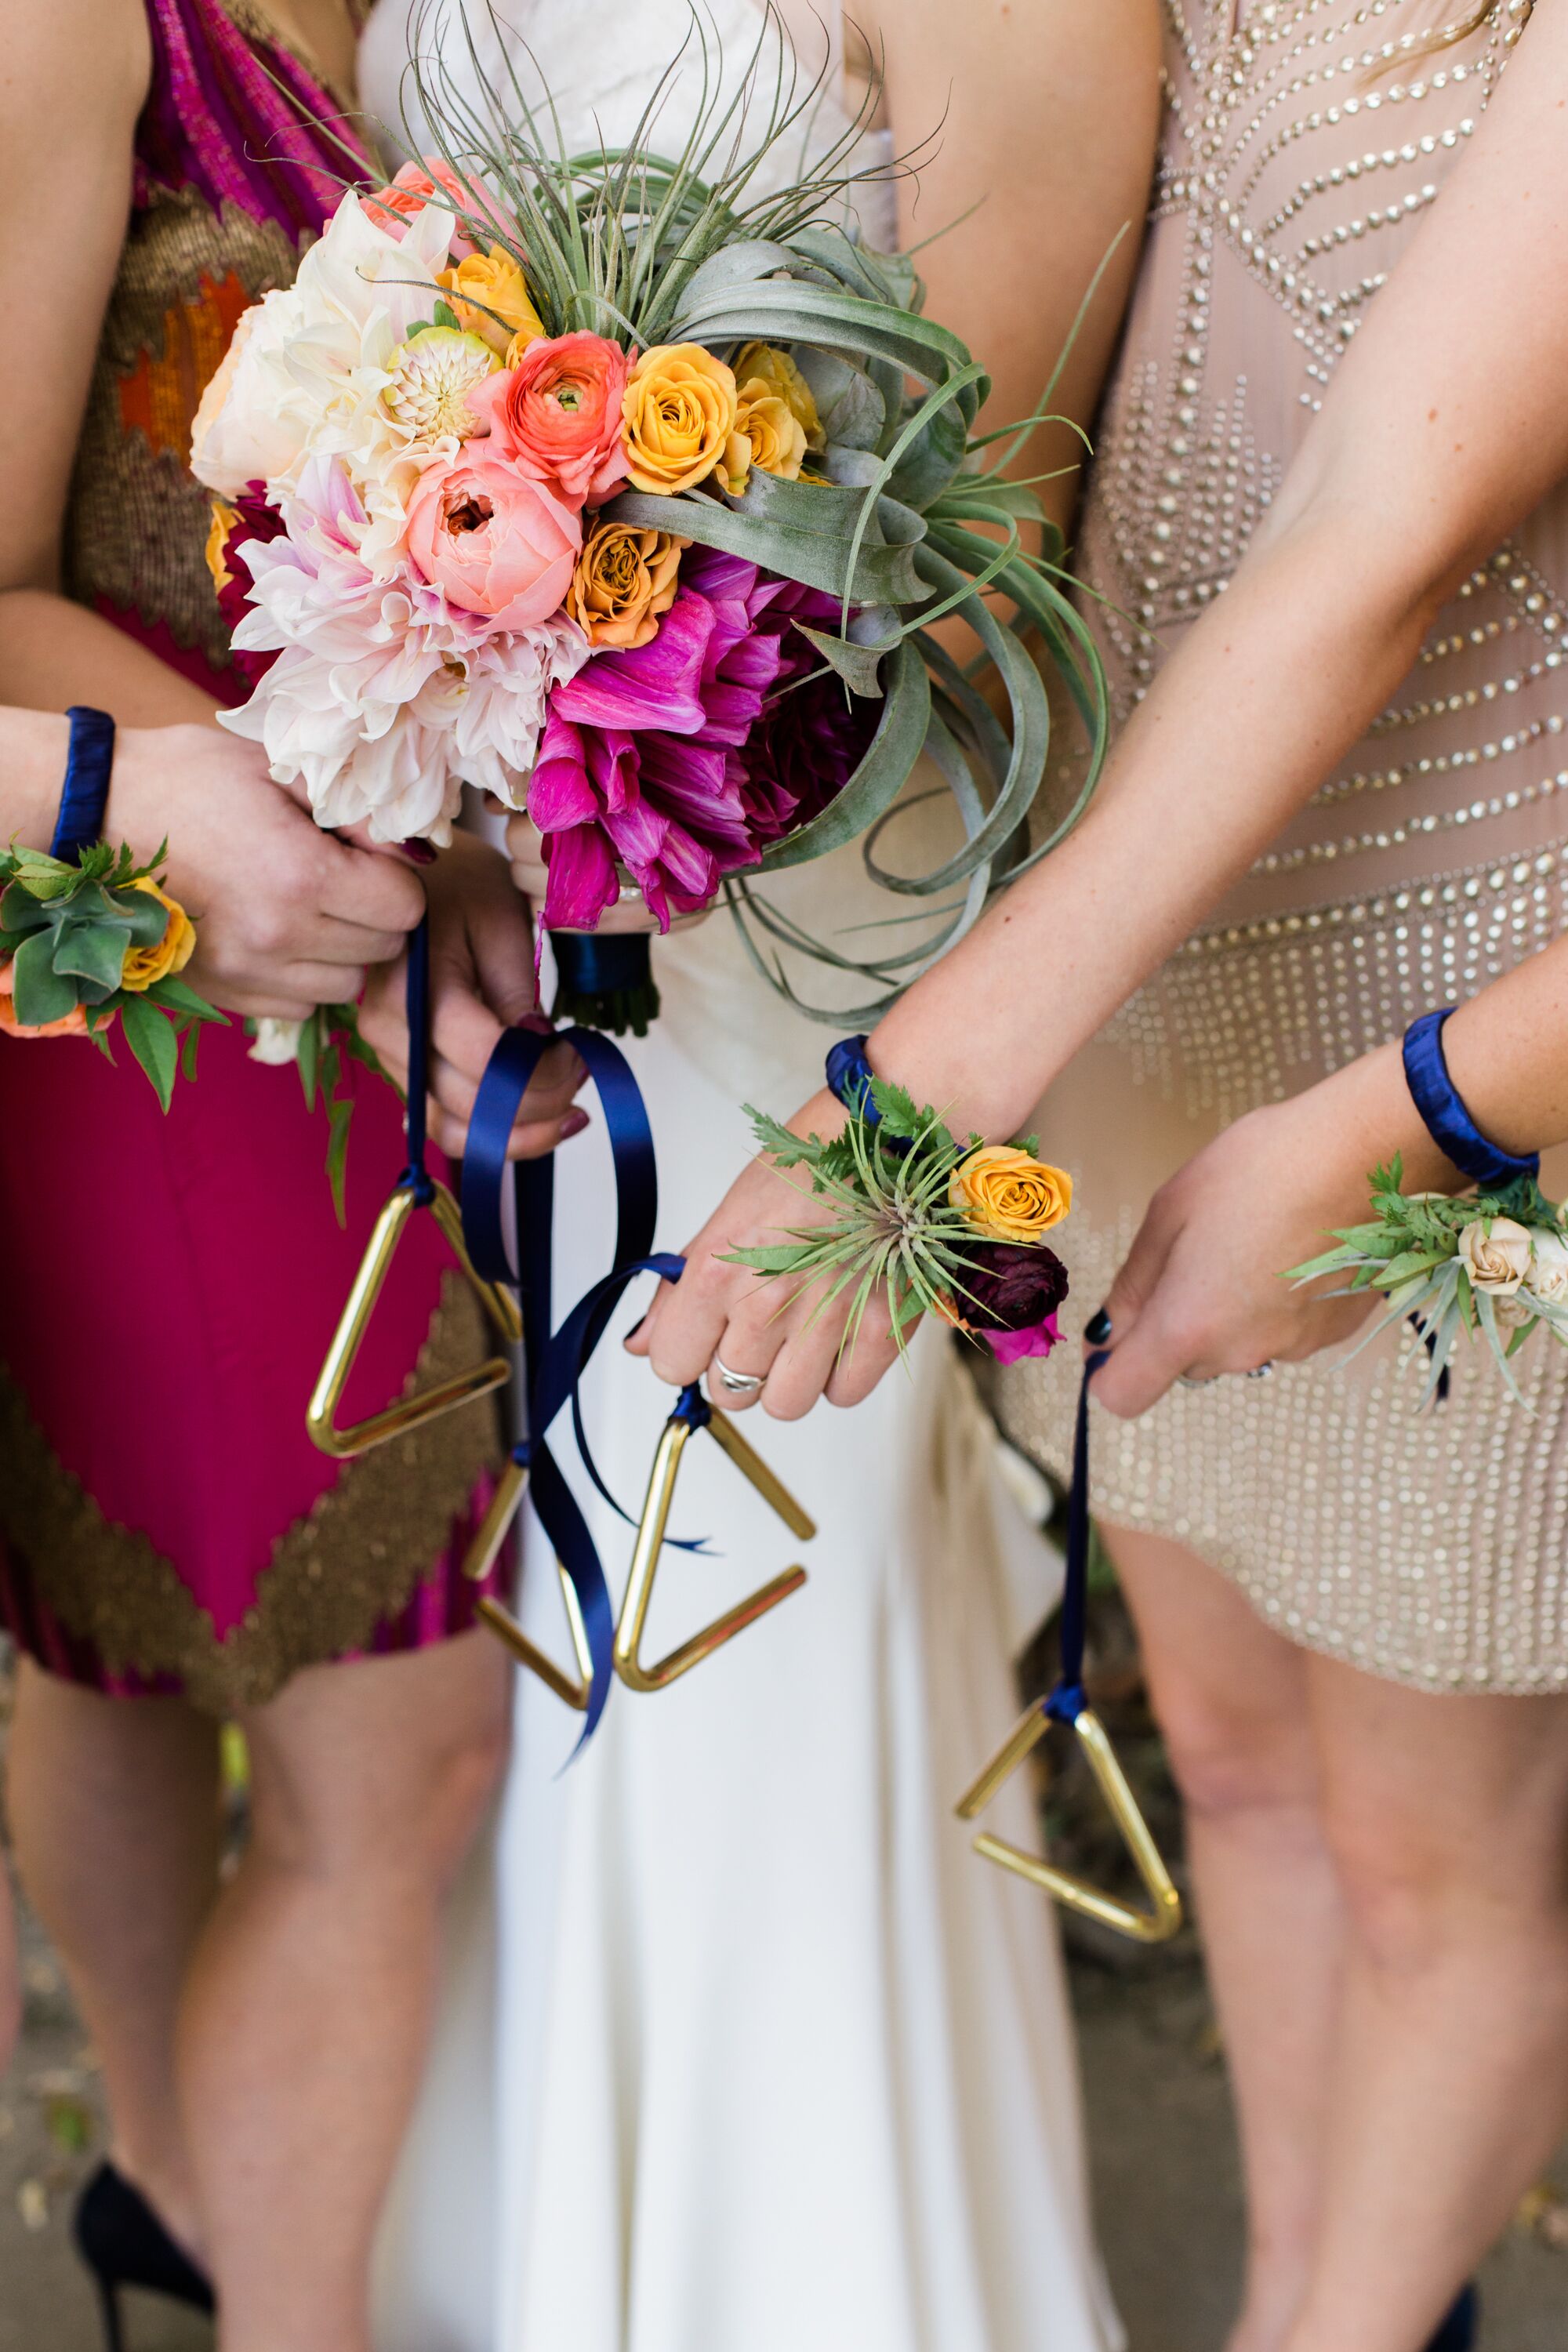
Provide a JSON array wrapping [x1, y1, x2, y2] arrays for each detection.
[[358, 832, 588, 1160], [107, 724, 426, 1020], [503, 812, 712, 937], [626, 1087, 902, 1419], [1089, 1044, 1463, 1419]]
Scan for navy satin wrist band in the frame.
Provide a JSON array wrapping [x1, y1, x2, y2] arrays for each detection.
[[1401, 1008, 1540, 1189], [49, 706, 116, 863], [826, 1033, 880, 1122]]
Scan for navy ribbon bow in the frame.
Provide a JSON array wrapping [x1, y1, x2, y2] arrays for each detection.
[[458, 1004, 684, 1739]]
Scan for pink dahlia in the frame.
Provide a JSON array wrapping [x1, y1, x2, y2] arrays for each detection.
[[532, 546, 877, 930]]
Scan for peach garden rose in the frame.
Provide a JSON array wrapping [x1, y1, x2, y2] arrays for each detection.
[[404, 448, 582, 629]]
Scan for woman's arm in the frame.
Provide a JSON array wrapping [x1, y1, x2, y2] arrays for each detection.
[[866, 0, 1162, 529], [0, 0, 424, 1016], [1091, 919, 1568, 1414], [635, 7, 1568, 1411]]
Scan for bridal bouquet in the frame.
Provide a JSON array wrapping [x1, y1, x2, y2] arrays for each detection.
[[0, 839, 223, 1105], [1289, 1156, 1568, 1403], [189, 16, 1105, 1030], [733, 1075, 1073, 1363]]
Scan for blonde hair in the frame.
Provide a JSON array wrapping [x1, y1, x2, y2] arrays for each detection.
[[1366, 0, 1531, 81]]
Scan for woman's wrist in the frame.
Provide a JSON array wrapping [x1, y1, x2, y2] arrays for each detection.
[[2, 706, 73, 851], [1308, 1039, 1473, 1196]]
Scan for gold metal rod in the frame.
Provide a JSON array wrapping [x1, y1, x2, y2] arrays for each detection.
[[613, 1403, 812, 1692], [306, 1178, 518, 1460], [704, 1410, 817, 1539], [462, 1458, 529, 1585], [477, 1567, 592, 1712], [956, 1700, 1184, 1945], [954, 1704, 1050, 1821]]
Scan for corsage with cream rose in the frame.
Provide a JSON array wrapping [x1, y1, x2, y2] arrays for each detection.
[[0, 839, 223, 1106], [189, 13, 1106, 1034], [1288, 1155, 1568, 1404], [731, 1077, 1073, 1363]]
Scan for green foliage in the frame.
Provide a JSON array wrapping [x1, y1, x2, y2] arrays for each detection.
[[295, 1004, 385, 1226], [727, 1091, 999, 1362], [1286, 1154, 1568, 1407], [0, 837, 226, 1109]]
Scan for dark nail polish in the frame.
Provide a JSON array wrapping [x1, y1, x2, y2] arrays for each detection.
[[560, 1108, 590, 1139], [625, 1313, 648, 1344], [1084, 1306, 1113, 1345], [516, 1012, 554, 1036], [402, 840, 437, 866]]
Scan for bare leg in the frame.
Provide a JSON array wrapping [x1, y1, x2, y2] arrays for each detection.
[[176, 1628, 510, 2352], [1283, 1665, 1568, 2352], [5, 1663, 220, 2251], [1104, 1526, 1344, 2352], [0, 1850, 20, 2077]]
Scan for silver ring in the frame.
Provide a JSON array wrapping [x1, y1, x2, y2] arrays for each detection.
[[713, 1355, 766, 1396], [615, 880, 644, 906], [1245, 1361, 1276, 1380], [1176, 1372, 1219, 1389]]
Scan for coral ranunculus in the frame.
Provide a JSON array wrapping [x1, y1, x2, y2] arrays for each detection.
[[121, 880, 198, 991], [569, 520, 687, 649], [471, 332, 631, 503], [621, 343, 738, 494], [0, 962, 92, 1039], [439, 245, 544, 356], [404, 451, 582, 630], [950, 1145, 1073, 1243], [363, 156, 503, 252]]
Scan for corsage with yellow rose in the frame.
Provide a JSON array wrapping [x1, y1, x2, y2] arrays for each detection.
[[729, 1036, 1073, 1363], [0, 837, 223, 1108], [1288, 1007, 1568, 1403]]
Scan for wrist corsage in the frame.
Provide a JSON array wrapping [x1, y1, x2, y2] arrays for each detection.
[[731, 1040, 1073, 1363], [0, 838, 224, 1107], [1288, 1009, 1564, 1404], [1288, 1157, 1568, 1405]]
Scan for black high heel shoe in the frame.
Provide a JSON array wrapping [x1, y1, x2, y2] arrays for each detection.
[[1425, 2283, 1479, 2352], [73, 2161, 216, 2351]]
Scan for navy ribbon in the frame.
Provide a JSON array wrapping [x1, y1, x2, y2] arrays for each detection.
[[826, 1032, 881, 1124], [398, 916, 436, 1207], [1044, 1346, 1109, 1728], [1402, 1009, 1539, 1189], [49, 706, 116, 862], [461, 1015, 686, 1738]]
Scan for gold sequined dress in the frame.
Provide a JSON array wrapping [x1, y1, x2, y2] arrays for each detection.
[[995, 0, 1567, 1693]]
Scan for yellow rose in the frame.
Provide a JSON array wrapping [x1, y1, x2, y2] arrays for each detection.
[[441, 245, 545, 357], [119, 880, 197, 993], [621, 343, 739, 494], [205, 499, 238, 596], [714, 379, 809, 499], [569, 520, 688, 650], [949, 1145, 1073, 1244], [732, 342, 823, 450]]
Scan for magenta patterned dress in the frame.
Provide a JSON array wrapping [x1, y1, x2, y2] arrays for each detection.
[[0, 0, 503, 1714]]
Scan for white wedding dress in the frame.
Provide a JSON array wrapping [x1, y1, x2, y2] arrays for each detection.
[[359, 6, 1120, 2348]]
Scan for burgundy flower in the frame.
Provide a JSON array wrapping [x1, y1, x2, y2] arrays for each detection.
[[534, 545, 876, 930], [958, 1242, 1069, 1334], [213, 483, 287, 684]]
